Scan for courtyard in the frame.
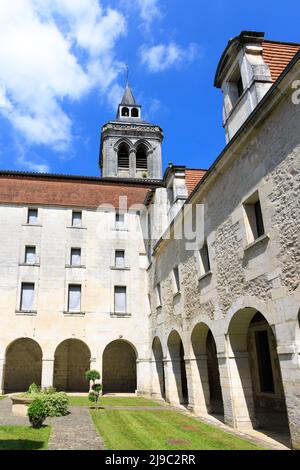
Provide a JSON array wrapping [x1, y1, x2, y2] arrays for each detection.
[[0, 393, 286, 451]]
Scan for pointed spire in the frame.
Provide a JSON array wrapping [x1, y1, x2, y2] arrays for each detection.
[[120, 65, 137, 106]]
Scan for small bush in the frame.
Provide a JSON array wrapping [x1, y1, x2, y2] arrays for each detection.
[[41, 392, 69, 417], [42, 386, 56, 395], [28, 383, 40, 394], [28, 398, 47, 428]]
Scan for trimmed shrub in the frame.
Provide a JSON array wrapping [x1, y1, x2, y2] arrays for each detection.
[[41, 392, 69, 417], [42, 386, 56, 395], [85, 370, 100, 382], [28, 398, 47, 428]]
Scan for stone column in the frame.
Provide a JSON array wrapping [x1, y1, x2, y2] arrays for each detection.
[[164, 358, 182, 405], [151, 359, 164, 400], [277, 346, 300, 450], [0, 358, 5, 394], [136, 359, 151, 396], [129, 150, 136, 178], [188, 355, 211, 415], [218, 352, 258, 431], [41, 358, 54, 390]]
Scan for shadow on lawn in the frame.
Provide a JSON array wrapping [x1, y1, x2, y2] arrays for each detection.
[[0, 440, 45, 450]]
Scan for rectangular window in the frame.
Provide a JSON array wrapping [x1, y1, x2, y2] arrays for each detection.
[[72, 211, 82, 227], [114, 286, 126, 313], [156, 283, 162, 306], [199, 243, 211, 275], [173, 267, 180, 293], [115, 250, 125, 268], [68, 285, 81, 312], [236, 75, 244, 98], [70, 248, 81, 266], [115, 212, 125, 230], [255, 330, 275, 393], [20, 283, 34, 311], [244, 193, 265, 243], [25, 246, 36, 265], [27, 208, 38, 224]]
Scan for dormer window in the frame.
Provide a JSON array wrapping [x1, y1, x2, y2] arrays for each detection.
[[229, 65, 244, 106]]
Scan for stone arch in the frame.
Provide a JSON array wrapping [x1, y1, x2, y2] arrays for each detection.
[[227, 307, 291, 442], [191, 323, 224, 416], [53, 339, 91, 392], [131, 107, 139, 117], [121, 107, 129, 117], [117, 142, 130, 170], [102, 340, 137, 394], [4, 338, 42, 393], [167, 330, 188, 405], [152, 337, 165, 399], [136, 143, 148, 171]]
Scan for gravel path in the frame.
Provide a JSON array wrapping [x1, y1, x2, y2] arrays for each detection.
[[0, 398, 104, 450]]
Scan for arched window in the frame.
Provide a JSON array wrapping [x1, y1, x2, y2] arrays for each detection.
[[118, 143, 130, 169], [121, 107, 129, 117], [131, 108, 139, 118], [136, 144, 148, 170]]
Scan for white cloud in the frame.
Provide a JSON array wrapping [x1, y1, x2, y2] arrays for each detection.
[[140, 42, 200, 73], [0, 0, 126, 150], [107, 83, 124, 111], [135, 0, 162, 30], [16, 147, 50, 173]]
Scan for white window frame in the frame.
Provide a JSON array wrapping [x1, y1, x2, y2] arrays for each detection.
[[243, 191, 265, 244], [72, 211, 82, 228], [172, 267, 180, 294], [115, 250, 125, 268], [27, 208, 38, 224], [70, 248, 81, 266], [68, 284, 82, 313], [25, 246, 36, 265], [20, 282, 35, 311], [114, 286, 127, 313], [199, 242, 211, 277]]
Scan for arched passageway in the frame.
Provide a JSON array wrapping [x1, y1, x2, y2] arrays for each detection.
[[53, 339, 91, 392], [228, 308, 291, 442], [191, 323, 224, 416], [167, 331, 188, 405], [102, 340, 137, 394], [152, 337, 165, 399], [4, 338, 42, 392]]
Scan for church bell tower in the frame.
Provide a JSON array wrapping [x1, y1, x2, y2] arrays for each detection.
[[100, 80, 163, 180]]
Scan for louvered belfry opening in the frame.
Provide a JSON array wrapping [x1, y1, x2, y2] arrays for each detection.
[[136, 144, 148, 170], [118, 143, 130, 170]]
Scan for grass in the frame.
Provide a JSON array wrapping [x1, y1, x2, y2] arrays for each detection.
[[0, 396, 6, 401], [0, 426, 51, 450], [90, 408, 262, 450], [68, 395, 160, 407]]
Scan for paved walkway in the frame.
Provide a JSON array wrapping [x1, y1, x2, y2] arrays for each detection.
[[0, 397, 104, 450]]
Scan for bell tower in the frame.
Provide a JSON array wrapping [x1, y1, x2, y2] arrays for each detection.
[[100, 80, 163, 180]]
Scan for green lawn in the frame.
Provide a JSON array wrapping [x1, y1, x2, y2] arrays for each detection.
[[0, 396, 6, 401], [91, 409, 262, 450], [0, 426, 51, 450], [68, 395, 160, 407]]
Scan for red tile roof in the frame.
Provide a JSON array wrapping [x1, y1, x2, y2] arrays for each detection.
[[262, 41, 300, 82], [185, 169, 206, 195]]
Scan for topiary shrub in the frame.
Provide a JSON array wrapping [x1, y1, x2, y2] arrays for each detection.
[[85, 370, 102, 409], [41, 392, 69, 417], [28, 383, 40, 394], [28, 398, 47, 428]]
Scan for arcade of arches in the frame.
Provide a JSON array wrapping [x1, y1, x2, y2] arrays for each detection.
[[152, 309, 294, 446]]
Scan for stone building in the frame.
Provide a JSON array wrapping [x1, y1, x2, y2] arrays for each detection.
[[0, 31, 299, 449]]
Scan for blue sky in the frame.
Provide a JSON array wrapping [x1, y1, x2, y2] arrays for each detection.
[[0, 0, 299, 177]]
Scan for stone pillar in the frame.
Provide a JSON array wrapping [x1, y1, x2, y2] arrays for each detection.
[[164, 359, 182, 405], [136, 359, 151, 396], [41, 358, 54, 390], [188, 355, 211, 415], [129, 150, 136, 178], [151, 359, 164, 400], [277, 347, 300, 450], [0, 359, 5, 394], [218, 352, 258, 431]]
